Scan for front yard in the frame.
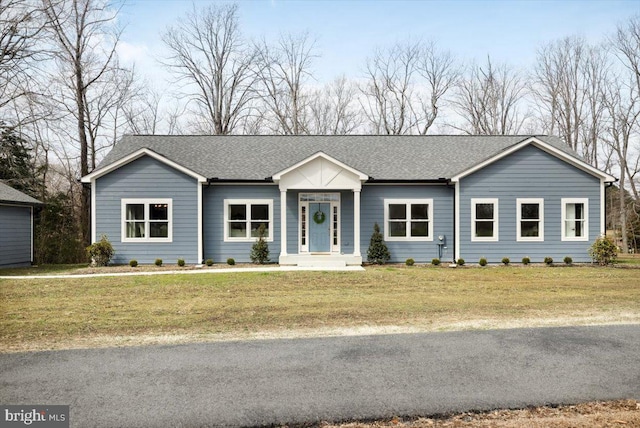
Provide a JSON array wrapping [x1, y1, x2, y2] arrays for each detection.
[[1, 263, 639, 352]]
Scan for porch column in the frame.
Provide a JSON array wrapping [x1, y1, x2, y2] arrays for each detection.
[[353, 189, 361, 257], [280, 189, 287, 257]]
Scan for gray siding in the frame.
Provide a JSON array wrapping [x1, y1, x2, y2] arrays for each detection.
[[360, 185, 455, 263], [203, 185, 280, 263], [0, 204, 32, 267], [458, 145, 601, 263], [95, 156, 199, 264]]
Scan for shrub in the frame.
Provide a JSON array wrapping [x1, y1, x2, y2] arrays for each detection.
[[405, 258, 415, 266], [431, 258, 440, 266], [177, 258, 185, 267], [129, 259, 138, 268], [155, 258, 163, 267], [456, 258, 465, 266], [227, 258, 235, 265], [367, 223, 390, 265], [250, 223, 270, 264], [522, 256, 530, 265], [563, 256, 573, 265], [588, 235, 618, 266], [502, 257, 510, 265], [86, 234, 115, 266], [479, 257, 488, 267], [544, 257, 553, 265], [205, 259, 214, 267]]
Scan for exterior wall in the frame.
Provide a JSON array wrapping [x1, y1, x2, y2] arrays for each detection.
[[0, 204, 32, 267], [360, 185, 455, 263], [94, 155, 199, 264], [203, 185, 280, 263], [458, 145, 601, 263], [285, 190, 356, 255]]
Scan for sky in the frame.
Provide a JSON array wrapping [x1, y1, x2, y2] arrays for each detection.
[[116, 0, 639, 87]]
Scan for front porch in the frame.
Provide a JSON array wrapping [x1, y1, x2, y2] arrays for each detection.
[[272, 152, 368, 268]]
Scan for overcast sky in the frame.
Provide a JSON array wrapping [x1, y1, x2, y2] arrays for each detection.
[[116, 0, 638, 87]]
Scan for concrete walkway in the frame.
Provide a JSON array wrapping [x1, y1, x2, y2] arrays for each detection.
[[1, 325, 638, 427], [0, 265, 365, 280]]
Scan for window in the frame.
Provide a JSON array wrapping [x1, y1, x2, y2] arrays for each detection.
[[562, 198, 588, 241], [384, 199, 433, 241], [224, 199, 273, 242], [121, 199, 172, 242], [517, 198, 544, 241], [471, 198, 498, 241]]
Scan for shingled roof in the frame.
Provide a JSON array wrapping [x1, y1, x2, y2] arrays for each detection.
[[0, 181, 42, 205], [96, 135, 577, 181]]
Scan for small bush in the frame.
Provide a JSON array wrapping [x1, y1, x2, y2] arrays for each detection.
[[431, 258, 440, 266], [479, 257, 488, 267], [155, 258, 163, 267], [367, 223, 391, 265], [86, 234, 115, 267], [522, 256, 530, 265], [227, 258, 235, 265], [177, 258, 185, 267], [129, 259, 138, 268], [456, 258, 465, 266], [250, 223, 270, 264], [588, 235, 618, 266], [205, 259, 214, 267], [502, 257, 510, 265], [405, 258, 415, 266], [544, 257, 553, 265], [563, 256, 573, 265]]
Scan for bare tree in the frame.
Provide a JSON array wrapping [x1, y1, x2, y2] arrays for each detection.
[[360, 41, 458, 135], [0, 0, 47, 125], [453, 56, 528, 135], [43, 0, 125, 245], [161, 3, 257, 135], [533, 37, 610, 165], [254, 32, 317, 135], [309, 76, 361, 134]]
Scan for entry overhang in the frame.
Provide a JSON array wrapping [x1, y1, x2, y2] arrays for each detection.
[[272, 152, 368, 191]]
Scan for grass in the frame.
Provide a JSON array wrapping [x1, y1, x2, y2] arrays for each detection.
[[0, 264, 89, 276], [1, 266, 639, 352]]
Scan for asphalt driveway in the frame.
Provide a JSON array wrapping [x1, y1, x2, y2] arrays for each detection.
[[1, 325, 639, 427]]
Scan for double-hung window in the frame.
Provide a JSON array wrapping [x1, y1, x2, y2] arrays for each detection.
[[384, 199, 433, 241], [121, 199, 172, 242], [471, 198, 498, 241], [562, 198, 588, 241], [517, 198, 544, 241], [224, 199, 273, 242]]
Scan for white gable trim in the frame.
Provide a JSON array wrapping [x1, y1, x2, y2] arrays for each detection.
[[450, 137, 616, 183], [272, 152, 368, 182], [80, 148, 207, 183]]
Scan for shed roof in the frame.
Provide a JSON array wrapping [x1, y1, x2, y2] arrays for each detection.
[[95, 134, 582, 181], [0, 181, 42, 205]]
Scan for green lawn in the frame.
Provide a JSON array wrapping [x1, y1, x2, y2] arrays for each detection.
[[1, 265, 639, 352]]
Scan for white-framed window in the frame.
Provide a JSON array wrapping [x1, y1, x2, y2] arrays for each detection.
[[121, 199, 172, 243], [471, 198, 498, 242], [517, 198, 544, 241], [562, 198, 589, 241], [224, 199, 273, 242], [384, 199, 433, 241]]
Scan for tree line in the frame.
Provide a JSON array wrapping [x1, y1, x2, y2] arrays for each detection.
[[1, 0, 639, 262]]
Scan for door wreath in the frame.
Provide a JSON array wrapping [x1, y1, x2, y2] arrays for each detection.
[[313, 210, 326, 224]]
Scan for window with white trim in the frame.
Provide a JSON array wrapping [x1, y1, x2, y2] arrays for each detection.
[[562, 198, 588, 241], [121, 199, 172, 242], [384, 199, 433, 241], [224, 199, 273, 242], [517, 198, 544, 241], [471, 198, 498, 241]]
